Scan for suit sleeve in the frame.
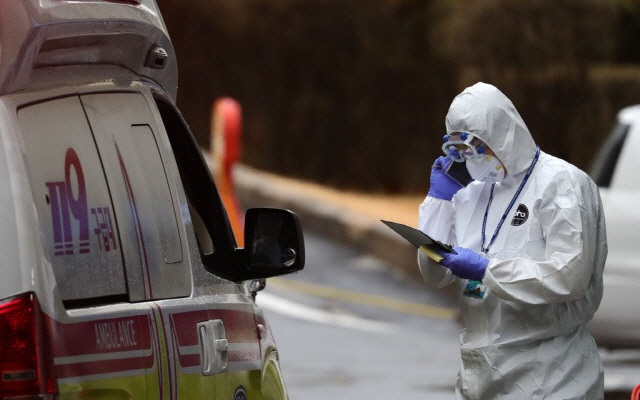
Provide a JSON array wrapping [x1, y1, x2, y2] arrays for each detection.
[[417, 195, 458, 288]]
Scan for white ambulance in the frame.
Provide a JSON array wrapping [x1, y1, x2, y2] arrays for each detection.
[[0, 1, 305, 399]]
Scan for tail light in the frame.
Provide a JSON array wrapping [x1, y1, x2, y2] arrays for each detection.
[[0, 293, 54, 399]]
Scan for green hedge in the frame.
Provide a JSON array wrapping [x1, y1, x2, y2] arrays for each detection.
[[157, 0, 640, 193]]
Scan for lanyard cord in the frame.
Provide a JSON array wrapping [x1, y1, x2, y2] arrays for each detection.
[[481, 146, 540, 254]]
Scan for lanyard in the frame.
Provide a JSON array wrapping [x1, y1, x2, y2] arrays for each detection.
[[481, 146, 540, 254]]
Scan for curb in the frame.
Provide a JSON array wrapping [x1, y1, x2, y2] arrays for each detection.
[[233, 165, 423, 280]]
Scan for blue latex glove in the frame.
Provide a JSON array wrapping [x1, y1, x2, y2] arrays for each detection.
[[428, 156, 464, 201], [440, 246, 488, 281]]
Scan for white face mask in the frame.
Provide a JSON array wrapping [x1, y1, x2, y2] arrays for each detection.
[[465, 155, 505, 183]]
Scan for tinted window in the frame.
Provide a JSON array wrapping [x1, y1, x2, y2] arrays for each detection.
[[589, 123, 630, 188], [154, 96, 238, 280]]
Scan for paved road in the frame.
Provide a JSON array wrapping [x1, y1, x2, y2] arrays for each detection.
[[256, 231, 461, 399], [256, 231, 640, 399]]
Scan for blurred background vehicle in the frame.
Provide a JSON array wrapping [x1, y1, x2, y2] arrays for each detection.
[[588, 105, 640, 348]]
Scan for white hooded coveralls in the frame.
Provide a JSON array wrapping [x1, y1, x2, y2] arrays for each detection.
[[418, 83, 607, 399]]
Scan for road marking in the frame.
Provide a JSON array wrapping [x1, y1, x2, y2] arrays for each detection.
[[256, 292, 397, 334], [267, 277, 457, 320]]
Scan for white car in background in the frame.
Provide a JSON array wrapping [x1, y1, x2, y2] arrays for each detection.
[[587, 105, 640, 348]]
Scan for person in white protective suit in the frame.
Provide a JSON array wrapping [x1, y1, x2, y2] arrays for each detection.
[[418, 82, 607, 399]]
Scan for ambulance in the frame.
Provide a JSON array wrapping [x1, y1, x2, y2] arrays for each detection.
[[0, 0, 305, 399]]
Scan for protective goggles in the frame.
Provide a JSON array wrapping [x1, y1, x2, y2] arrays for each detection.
[[441, 132, 487, 162]]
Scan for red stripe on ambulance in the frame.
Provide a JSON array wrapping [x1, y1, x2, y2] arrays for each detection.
[[50, 314, 152, 358], [47, 313, 155, 380], [170, 308, 261, 368], [45, 305, 261, 386], [171, 309, 260, 345]]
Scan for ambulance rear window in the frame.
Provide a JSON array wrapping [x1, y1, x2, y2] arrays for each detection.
[[19, 96, 128, 305]]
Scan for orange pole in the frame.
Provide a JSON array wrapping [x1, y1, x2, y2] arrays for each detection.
[[211, 97, 244, 246]]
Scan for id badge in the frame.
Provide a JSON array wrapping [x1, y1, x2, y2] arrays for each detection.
[[463, 280, 487, 299]]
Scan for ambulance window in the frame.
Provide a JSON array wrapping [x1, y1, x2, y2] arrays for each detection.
[[154, 96, 237, 279], [18, 96, 128, 305], [81, 93, 191, 301]]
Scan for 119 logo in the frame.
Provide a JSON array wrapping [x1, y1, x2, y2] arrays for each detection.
[[46, 148, 117, 256]]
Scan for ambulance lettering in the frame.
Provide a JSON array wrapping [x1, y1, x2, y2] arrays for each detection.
[[95, 319, 138, 350], [46, 148, 117, 256]]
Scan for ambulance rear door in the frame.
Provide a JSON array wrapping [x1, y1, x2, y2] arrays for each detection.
[[18, 95, 158, 399]]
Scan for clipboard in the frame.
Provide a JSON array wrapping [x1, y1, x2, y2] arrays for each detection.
[[381, 220, 457, 263]]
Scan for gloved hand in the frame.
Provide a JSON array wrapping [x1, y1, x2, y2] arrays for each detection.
[[428, 156, 464, 201], [440, 246, 488, 281]]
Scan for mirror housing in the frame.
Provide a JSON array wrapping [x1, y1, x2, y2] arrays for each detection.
[[232, 208, 305, 282]]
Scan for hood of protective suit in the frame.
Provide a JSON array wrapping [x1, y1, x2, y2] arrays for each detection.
[[445, 82, 537, 177]]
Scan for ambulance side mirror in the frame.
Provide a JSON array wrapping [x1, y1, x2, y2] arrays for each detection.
[[233, 208, 305, 281]]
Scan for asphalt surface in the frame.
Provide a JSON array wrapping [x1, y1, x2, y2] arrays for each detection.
[[258, 231, 460, 400]]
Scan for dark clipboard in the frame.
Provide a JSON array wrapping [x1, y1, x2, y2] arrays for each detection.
[[381, 220, 457, 263]]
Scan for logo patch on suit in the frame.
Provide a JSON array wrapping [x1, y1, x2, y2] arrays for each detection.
[[511, 204, 529, 226]]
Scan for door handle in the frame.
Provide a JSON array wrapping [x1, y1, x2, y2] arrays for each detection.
[[197, 319, 228, 375]]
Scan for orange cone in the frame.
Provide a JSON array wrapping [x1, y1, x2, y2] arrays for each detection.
[[632, 383, 640, 400], [211, 97, 244, 246]]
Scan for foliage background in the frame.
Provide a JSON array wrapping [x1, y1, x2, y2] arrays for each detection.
[[156, 0, 640, 193]]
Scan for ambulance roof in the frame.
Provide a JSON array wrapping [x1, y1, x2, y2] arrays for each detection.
[[0, 0, 178, 100]]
